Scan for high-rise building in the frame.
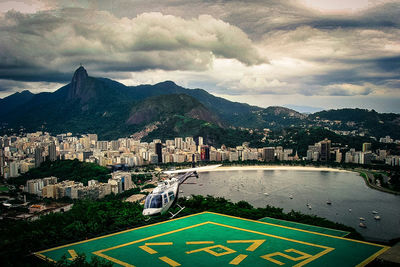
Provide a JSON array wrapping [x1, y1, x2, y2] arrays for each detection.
[[111, 140, 120, 151], [200, 145, 210, 161], [362, 143, 372, 152], [9, 162, 19, 178], [319, 139, 331, 162], [0, 149, 4, 177], [35, 147, 43, 167], [155, 143, 162, 163], [262, 147, 275, 162], [88, 134, 98, 143], [48, 143, 57, 161], [174, 137, 183, 149]]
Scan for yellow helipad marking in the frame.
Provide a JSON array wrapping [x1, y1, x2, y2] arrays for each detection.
[[229, 254, 248, 265], [261, 248, 313, 266], [67, 249, 78, 261], [186, 241, 215, 245], [159, 256, 181, 266], [186, 244, 237, 257], [227, 240, 266, 251], [139, 242, 173, 254]]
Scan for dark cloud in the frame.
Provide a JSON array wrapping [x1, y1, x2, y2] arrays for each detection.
[[0, 0, 398, 106]]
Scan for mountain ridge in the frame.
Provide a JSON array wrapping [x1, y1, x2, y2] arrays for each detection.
[[1, 66, 400, 141]]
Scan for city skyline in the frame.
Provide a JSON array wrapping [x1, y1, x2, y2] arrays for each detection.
[[0, 0, 399, 113]]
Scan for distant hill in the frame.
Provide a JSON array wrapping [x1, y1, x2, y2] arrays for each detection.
[[310, 108, 400, 139]]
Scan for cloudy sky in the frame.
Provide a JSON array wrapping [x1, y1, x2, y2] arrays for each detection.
[[0, 0, 399, 113]]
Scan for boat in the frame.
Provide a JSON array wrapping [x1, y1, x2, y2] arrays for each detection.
[[359, 217, 365, 221], [263, 193, 269, 196], [359, 222, 367, 228], [372, 211, 378, 214], [308, 205, 312, 210], [289, 195, 293, 199], [326, 200, 332, 205], [349, 208, 352, 212], [374, 215, 381, 220]]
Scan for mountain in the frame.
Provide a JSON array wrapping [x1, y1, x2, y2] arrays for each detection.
[[0, 90, 34, 115], [1, 66, 399, 142], [0, 67, 234, 142], [126, 81, 263, 126], [126, 94, 224, 127]]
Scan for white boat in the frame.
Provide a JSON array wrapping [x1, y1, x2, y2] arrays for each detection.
[[374, 215, 381, 220], [359, 217, 365, 221], [349, 208, 352, 212], [359, 222, 367, 228], [263, 193, 269, 196], [372, 211, 378, 214], [289, 195, 293, 199], [308, 205, 312, 210], [326, 200, 332, 205]]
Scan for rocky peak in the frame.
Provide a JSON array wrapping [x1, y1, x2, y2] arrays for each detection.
[[68, 66, 93, 102]]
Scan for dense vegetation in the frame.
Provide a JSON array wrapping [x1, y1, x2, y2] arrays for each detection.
[[0, 195, 363, 266], [311, 108, 400, 139], [11, 160, 111, 186], [143, 114, 264, 147]]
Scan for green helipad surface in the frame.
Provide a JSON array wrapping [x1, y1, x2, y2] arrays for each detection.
[[258, 217, 350, 237], [36, 212, 389, 267]]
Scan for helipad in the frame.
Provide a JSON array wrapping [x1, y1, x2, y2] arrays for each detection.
[[36, 212, 388, 266]]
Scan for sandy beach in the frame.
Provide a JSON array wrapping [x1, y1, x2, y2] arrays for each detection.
[[197, 165, 352, 173]]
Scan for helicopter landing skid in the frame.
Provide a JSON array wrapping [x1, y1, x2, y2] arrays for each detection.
[[169, 204, 185, 219]]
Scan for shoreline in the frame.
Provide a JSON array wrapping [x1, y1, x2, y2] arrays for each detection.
[[198, 165, 352, 173]]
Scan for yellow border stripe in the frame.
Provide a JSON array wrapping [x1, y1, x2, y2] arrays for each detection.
[[356, 246, 391, 267]]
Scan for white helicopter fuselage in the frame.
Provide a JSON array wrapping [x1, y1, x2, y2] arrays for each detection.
[[142, 178, 180, 216], [142, 164, 221, 217]]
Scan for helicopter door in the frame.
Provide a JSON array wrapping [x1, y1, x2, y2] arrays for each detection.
[[162, 193, 168, 205], [168, 191, 175, 201]]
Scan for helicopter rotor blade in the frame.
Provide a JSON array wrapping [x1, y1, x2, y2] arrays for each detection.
[[164, 164, 221, 174]]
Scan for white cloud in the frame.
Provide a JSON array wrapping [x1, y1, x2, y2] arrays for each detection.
[[0, 9, 264, 81]]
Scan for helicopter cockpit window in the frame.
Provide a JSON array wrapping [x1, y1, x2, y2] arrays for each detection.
[[144, 195, 152, 209], [162, 193, 168, 205], [168, 191, 175, 201], [150, 194, 162, 209]]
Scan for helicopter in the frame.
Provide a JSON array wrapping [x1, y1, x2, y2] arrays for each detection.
[[142, 163, 221, 218]]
